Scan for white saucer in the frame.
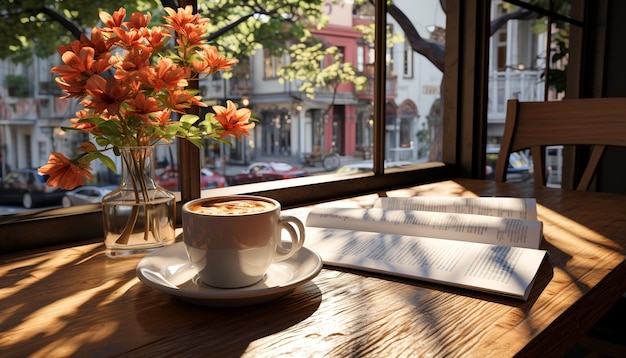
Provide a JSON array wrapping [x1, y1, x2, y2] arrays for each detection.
[[136, 242, 323, 307]]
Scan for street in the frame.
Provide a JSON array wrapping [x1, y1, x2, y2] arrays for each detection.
[[0, 157, 373, 216]]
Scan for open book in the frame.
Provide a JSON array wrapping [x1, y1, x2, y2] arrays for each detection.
[[304, 196, 548, 300]]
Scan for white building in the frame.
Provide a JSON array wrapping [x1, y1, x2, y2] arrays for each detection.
[[1, 0, 551, 179], [0, 55, 80, 178]]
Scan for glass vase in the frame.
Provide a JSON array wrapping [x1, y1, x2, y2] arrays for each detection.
[[102, 146, 176, 257]]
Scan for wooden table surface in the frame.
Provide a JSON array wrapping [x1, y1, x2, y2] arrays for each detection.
[[1, 179, 625, 357]]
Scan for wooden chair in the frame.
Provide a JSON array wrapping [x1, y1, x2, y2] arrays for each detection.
[[494, 98, 626, 190], [495, 98, 626, 357]]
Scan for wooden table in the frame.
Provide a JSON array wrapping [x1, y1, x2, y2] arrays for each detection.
[[1, 179, 625, 357]]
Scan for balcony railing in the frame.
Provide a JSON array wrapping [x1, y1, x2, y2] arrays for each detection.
[[355, 75, 397, 98], [487, 70, 544, 122]]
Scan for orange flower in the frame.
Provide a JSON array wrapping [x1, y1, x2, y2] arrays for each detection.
[[56, 40, 83, 57], [55, 76, 88, 99], [127, 11, 151, 29], [70, 109, 104, 135], [112, 48, 152, 82], [42, 7, 252, 191], [52, 47, 96, 79], [79, 27, 113, 58], [213, 100, 255, 140], [163, 6, 209, 34], [152, 109, 173, 126], [83, 75, 130, 115], [112, 27, 145, 48], [127, 93, 165, 123], [166, 90, 207, 113], [145, 26, 167, 52], [99, 8, 126, 29], [139, 57, 190, 92], [163, 7, 209, 49], [177, 23, 208, 47], [193, 45, 239, 74], [39, 153, 93, 190]]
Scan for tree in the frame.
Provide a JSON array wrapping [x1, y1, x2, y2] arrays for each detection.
[[1, 0, 567, 163], [0, 0, 362, 109], [279, 42, 368, 153], [0, 0, 155, 63], [1, 0, 369, 160], [203, 1, 368, 114], [382, 0, 569, 161], [0, 0, 325, 62]]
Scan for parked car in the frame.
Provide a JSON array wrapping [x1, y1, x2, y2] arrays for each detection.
[[0, 168, 66, 209], [61, 185, 117, 207], [201, 168, 227, 188], [155, 167, 226, 191], [228, 162, 309, 185], [335, 161, 414, 175], [485, 146, 533, 183]]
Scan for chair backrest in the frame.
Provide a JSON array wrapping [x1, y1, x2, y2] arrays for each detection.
[[495, 98, 626, 190]]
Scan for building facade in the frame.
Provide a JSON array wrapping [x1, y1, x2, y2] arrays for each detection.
[[1, 0, 550, 179]]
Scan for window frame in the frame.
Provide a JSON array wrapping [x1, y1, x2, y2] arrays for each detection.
[[0, 0, 589, 253], [262, 49, 284, 79], [0, 0, 459, 253]]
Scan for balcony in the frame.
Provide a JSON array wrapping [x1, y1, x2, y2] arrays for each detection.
[[487, 70, 544, 123], [355, 74, 397, 99]]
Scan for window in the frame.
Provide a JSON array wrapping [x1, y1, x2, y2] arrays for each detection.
[[486, 0, 584, 186], [386, 24, 395, 76], [402, 40, 413, 78], [357, 46, 365, 72], [0, 1, 594, 252], [263, 49, 283, 79]]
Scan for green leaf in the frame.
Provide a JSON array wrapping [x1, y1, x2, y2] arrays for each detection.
[[186, 137, 205, 148], [86, 152, 118, 173], [180, 114, 199, 125]]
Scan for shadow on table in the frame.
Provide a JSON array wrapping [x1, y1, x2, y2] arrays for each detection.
[[130, 281, 322, 356]]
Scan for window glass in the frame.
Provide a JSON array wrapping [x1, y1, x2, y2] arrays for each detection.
[[0, 0, 447, 217], [263, 49, 283, 79], [403, 40, 414, 78], [512, 0, 582, 22], [487, 0, 580, 186], [146, 0, 446, 189]]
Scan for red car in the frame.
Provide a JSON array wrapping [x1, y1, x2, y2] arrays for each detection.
[[228, 162, 309, 185], [156, 167, 226, 191]]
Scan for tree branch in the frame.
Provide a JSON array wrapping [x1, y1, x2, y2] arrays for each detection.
[[388, 3, 445, 72], [205, 13, 256, 42], [490, 8, 537, 36], [37, 7, 84, 40], [161, 0, 179, 10]]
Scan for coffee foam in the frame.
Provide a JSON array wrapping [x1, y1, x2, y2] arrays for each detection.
[[190, 199, 275, 215]]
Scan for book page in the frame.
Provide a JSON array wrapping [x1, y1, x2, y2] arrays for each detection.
[[305, 227, 548, 300], [306, 207, 543, 249], [374, 196, 537, 220]]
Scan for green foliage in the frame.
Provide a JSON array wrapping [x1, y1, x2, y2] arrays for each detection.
[[0, 0, 327, 63], [196, 0, 325, 60], [505, 0, 571, 95], [3, 74, 30, 97], [502, 0, 571, 15], [86, 151, 117, 173], [0, 0, 158, 61], [278, 42, 367, 99], [3, 0, 367, 103], [354, 24, 404, 48]]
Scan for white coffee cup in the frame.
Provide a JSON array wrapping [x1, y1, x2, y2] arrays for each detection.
[[182, 195, 305, 288]]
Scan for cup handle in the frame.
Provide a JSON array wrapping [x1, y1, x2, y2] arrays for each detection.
[[274, 215, 306, 261]]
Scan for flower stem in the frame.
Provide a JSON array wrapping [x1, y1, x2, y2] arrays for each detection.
[[114, 150, 141, 245]]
